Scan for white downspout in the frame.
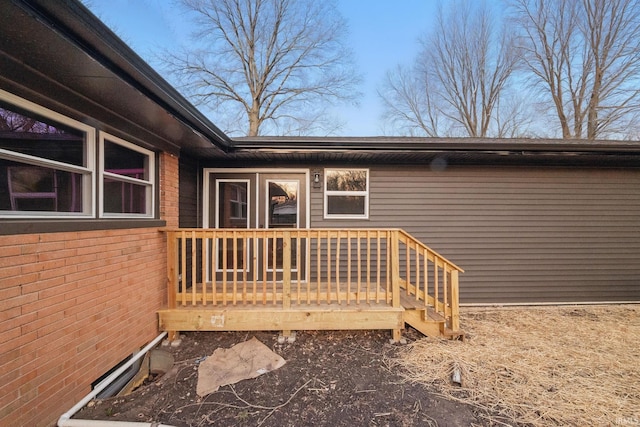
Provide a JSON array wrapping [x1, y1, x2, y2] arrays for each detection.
[[57, 332, 176, 427]]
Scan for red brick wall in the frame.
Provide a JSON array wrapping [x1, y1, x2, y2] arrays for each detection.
[[0, 153, 179, 427], [160, 152, 179, 229]]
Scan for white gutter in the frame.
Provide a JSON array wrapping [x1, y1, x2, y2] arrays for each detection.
[[58, 332, 176, 427]]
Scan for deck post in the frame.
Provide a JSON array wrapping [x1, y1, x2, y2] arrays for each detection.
[[166, 231, 178, 341], [390, 230, 403, 342], [450, 269, 460, 332]]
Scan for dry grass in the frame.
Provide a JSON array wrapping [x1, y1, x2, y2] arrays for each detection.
[[393, 305, 640, 426]]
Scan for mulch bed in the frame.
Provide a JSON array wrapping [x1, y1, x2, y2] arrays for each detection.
[[75, 328, 499, 426]]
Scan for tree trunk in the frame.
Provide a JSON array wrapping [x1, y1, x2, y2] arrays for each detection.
[[248, 103, 260, 137], [587, 68, 603, 140]]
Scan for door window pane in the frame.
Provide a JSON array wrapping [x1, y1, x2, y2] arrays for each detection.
[[268, 181, 298, 228], [267, 180, 298, 270], [218, 181, 249, 228], [217, 181, 249, 270]]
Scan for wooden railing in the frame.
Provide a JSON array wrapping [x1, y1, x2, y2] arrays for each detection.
[[396, 230, 464, 331], [164, 228, 463, 332]]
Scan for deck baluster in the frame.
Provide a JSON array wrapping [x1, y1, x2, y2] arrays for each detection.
[[327, 232, 332, 303], [443, 263, 449, 321], [201, 233, 207, 306], [376, 231, 381, 303], [347, 230, 352, 305], [180, 231, 186, 306], [222, 231, 228, 305], [366, 231, 372, 302], [283, 231, 291, 309], [296, 232, 301, 304], [211, 230, 217, 305], [271, 230, 276, 304], [252, 230, 257, 305], [316, 232, 321, 304], [232, 231, 238, 305], [262, 234, 267, 304], [423, 247, 428, 309], [433, 255, 439, 310], [415, 242, 420, 302]]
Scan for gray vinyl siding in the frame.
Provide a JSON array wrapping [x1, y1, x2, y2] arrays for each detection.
[[179, 155, 200, 228], [311, 165, 640, 304]]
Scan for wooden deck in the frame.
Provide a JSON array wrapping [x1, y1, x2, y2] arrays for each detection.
[[159, 228, 464, 341]]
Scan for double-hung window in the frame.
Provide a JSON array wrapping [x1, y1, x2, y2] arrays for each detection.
[[0, 89, 155, 220], [0, 91, 95, 217], [100, 133, 154, 217], [324, 169, 369, 219]]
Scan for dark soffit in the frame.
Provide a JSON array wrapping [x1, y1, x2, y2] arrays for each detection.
[[0, 0, 230, 155]]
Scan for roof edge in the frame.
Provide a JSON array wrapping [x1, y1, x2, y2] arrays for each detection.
[[19, 0, 233, 152], [231, 136, 640, 154]]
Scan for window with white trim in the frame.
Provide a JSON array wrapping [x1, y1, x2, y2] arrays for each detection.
[[0, 89, 156, 220], [324, 169, 369, 218], [0, 92, 95, 217], [100, 133, 154, 217]]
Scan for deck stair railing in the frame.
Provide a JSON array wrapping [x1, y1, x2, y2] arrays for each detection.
[[396, 230, 464, 337], [163, 228, 463, 338]]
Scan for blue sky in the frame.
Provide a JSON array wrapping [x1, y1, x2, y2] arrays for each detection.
[[87, 1, 438, 136]]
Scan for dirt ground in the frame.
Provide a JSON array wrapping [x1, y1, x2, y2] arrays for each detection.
[[75, 328, 501, 426]]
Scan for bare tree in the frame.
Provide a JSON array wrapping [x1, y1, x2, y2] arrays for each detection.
[[163, 0, 360, 136], [511, 0, 640, 139], [380, 2, 519, 137], [378, 64, 441, 136], [493, 93, 536, 138]]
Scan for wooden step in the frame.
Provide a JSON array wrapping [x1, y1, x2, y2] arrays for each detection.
[[399, 294, 464, 339], [399, 293, 424, 310], [425, 308, 445, 323], [400, 294, 444, 321]]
